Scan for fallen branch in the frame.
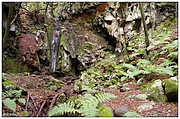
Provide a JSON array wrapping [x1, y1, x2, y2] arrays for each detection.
[[10, 13, 18, 25], [29, 94, 38, 111], [47, 90, 64, 115], [25, 93, 30, 110], [47, 84, 74, 116], [36, 100, 46, 117]]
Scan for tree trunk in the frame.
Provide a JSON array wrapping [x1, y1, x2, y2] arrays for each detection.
[[139, 3, 150, 56], [3, 3, 15, 51]]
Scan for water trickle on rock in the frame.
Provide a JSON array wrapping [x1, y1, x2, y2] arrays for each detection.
[[51, 29, 60, 72]]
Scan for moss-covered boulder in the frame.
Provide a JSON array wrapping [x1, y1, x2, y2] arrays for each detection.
[[142, 80, 167, 103], [97, 105, 113, 117], [164, 77, 178, 102], [3, 55, 32, 73]]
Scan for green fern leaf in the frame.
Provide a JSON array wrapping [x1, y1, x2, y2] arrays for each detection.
[[95, 93, 117, 103], [3, 98, 16, 112], [48, 101, 77, 117], [122, 63, 136, 71]]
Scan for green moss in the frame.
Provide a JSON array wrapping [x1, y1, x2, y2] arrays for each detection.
[[3, 80, 16, 87], [164, 77, 178, 101], [3, 56, 32, 73], [140, 82, 152, 91], [3, 3, 15, 50], [2, 80, 17, 90], [97, 105, 113, 117], [164, 78, 178, 94], [67, 96, 78, 102]]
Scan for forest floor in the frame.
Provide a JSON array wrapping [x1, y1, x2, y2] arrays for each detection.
[[102, 84, 178, 117], [2, 73, 178, 117], [2, 13, 178, 117]]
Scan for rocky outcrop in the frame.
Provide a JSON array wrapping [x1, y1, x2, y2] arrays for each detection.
[[55, 22, 110, 75], [95, 2, 156, 53], [18, 33, 40, 70], [155, 3, 178, 25]]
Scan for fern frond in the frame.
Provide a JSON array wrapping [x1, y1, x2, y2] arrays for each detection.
[[48, 101, 77, 117], [122, 63, 136, 71], [95, 93, 117, 103], [48, 92, 117, 117], [77, 94, 99, 117]]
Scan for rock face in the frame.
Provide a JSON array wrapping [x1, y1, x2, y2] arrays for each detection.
[[56, 22, 110, 75], [113, 106, 129, 117], [155, 3, 178, 25], [164, 77, 178, 102], [146, 80, 167, 103], [99, 3, 156, 51], [95, 2, 177, 54], [18, 33, 40, 70]]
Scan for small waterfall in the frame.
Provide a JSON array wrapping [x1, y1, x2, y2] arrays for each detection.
[[51, 30, 60, 72]]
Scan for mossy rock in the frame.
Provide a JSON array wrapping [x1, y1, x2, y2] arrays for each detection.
[[2, 80, 17, 90], [164, 77, 178, 102], [97, 105, 113, 117], [3, 56, 32, 73], [141, 80, 167, 103]]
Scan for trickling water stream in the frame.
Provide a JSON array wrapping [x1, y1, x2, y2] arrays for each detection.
[[51, 30, 60, 72]]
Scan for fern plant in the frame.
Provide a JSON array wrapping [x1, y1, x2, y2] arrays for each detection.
[[48, 101, 78, 116], [48, 92, 117, 117]]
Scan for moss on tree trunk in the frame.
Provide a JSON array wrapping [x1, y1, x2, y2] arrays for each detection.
[[3, 3, 15, 51]]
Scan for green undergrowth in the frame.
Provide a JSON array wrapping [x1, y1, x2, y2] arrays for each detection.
[[2, 73, 27, 115], [2, 16, 177, 117], [49, 92, 116, 117], [77, 17, 177, 90], [59, 18, 178, 116]]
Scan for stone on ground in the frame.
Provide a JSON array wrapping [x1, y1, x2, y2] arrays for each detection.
[[113, 106, 129, 117], [137, 102, 155, 112]]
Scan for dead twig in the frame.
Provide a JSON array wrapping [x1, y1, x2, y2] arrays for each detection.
[[29, 94, 38, 111], [47, 90, 63, 115], [47, 84, 74, 115], [10, 13, 18, 25], [36, 100, 46, 117], [25, 93, 30, 110]]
